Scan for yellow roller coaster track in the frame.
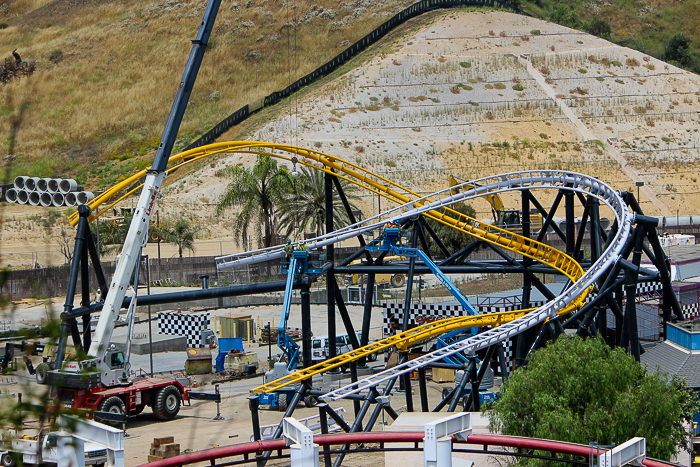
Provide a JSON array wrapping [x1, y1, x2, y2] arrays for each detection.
[[68, 142, 586, 394]]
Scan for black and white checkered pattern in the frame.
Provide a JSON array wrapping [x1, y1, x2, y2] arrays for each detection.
[[158, 312, 211, 348], [682, 302, 700, 319], [477, 301, 546, 313], [382, 303, 467, 336], [637, 282, 663, 295]]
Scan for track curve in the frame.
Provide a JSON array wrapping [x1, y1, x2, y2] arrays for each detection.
[[253, 171, 630, 395], [321, 171, 631, 401]]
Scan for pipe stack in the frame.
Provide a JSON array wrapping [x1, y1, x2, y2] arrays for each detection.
[[4, 176, 93, 207]]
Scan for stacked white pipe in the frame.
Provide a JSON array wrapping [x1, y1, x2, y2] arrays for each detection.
[[6, 176, 93, 207]]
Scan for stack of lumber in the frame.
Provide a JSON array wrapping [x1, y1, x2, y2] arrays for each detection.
[[148, 437, 180, 462]]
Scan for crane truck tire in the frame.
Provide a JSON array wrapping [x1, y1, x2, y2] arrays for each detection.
[[1, 452, 17, 467], [442, 387, 453, 400], [35, 362, 52, 384], [390, 274, 405, 287], [153, 385, 181, 420], [98, 396, 126, 427], [303, 395, 316, 408], [367, 352, 378, 362]]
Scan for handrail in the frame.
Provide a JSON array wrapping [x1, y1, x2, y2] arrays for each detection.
[[138, 432, 672, 467]]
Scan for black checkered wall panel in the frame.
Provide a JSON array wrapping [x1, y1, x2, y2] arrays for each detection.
[[158, 312, 211, 348]]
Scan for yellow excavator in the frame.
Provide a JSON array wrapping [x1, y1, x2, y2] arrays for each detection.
[[449, 175, 543, 233]]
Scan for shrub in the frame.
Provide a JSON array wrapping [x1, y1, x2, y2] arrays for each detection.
[[48, 49, 63, 63], [459, 61, 471, 68], [494, 82, 506, 90], [512, 84, 524, 91], [0, 23, 8, 29], [530, 29, 541, 35], [587, 18, 611, 39]]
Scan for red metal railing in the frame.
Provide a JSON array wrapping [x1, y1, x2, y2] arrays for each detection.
[[140, 432, 674, 467]]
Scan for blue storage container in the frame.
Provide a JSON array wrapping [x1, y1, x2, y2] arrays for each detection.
[[216, 337, 244, 372]]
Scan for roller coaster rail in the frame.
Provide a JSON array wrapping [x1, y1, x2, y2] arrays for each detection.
[[57, 142, 683, 467], [249, 171, 631, 398]]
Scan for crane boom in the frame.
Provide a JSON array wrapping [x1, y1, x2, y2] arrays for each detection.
[[87, 0, 221, 369]]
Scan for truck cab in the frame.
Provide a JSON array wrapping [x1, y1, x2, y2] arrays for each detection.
[[310, 333, 376, 365], [1, 431, 108, 467]]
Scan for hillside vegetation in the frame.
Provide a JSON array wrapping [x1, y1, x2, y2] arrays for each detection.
[[0, 0, 412, 188], [520, 0, 700, 73]]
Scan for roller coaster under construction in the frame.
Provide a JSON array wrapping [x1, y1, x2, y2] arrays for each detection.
[[49, 0, 687, 462], [59, 140, 685, 466]]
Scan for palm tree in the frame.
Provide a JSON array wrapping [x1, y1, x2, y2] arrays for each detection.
[[216, 155, 292, 248], [160, 217, 201, 258], [278, 166, 361, 239]]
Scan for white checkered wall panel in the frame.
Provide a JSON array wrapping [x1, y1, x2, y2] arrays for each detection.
[[158, 312, 211, 348]]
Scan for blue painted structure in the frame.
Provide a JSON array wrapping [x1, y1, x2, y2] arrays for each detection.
[[666, 322, 700, 351], [215, 337, 244, 372]]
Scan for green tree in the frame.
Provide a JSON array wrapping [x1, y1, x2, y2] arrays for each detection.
[[216, 155, 292, 248], [159, 217, 202, 258], [665, 33, 692, 67], [488, 336, 699, 462], [550, 6, 580, 29], [278, 166, 361, 238], [425, 202, 477, 257], [587, 18, 612, 39]]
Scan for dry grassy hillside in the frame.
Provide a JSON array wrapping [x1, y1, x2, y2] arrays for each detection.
[[0, 0, 413, 188], [2, 6, 700, 269]]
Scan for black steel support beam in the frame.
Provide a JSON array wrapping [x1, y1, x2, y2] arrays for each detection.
[[326, 171, 336, 359], [464, 345, 496, 412], [301, 282, 312, 369], [532, 191, 566, 243], [63, 277, 315, 320], [332, 279, 360, 350], [418, 366, 429, 412], [564, 187, 575, 256], [56, 206, 91, 369], [359, 271, 375, 366], [333, 175, 371, 262], [422, 216, 451, 258]]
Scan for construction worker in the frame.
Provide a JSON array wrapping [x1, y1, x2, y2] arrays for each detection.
[[299, 242, 307, 252]]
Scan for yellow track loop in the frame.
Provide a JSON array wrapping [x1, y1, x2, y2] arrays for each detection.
[[71, 142, 587, 394]]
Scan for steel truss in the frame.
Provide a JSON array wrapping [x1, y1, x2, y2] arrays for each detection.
[[56, 168, 683, 467]]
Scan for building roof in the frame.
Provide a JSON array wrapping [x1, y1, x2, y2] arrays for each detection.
[[640, 341, 700, 389]]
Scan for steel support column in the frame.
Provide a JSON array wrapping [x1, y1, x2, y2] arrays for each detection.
[[301, 282, 312, 369], [325, 171, 336, 362]]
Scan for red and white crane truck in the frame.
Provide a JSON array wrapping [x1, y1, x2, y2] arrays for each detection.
[[36, 0, 221, 423]]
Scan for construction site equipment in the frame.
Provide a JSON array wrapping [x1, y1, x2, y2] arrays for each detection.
[[42, 0, 222, 425], [343, 256, 407, 288], [224, 351, 259, 376], [215, 337, 244, 372], [449, 175, 544, 232], [185, 348, 212, 375]]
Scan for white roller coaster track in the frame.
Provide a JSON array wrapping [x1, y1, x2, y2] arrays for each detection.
[[319, 171, 632, 401], [215, 171, 631, 401]]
